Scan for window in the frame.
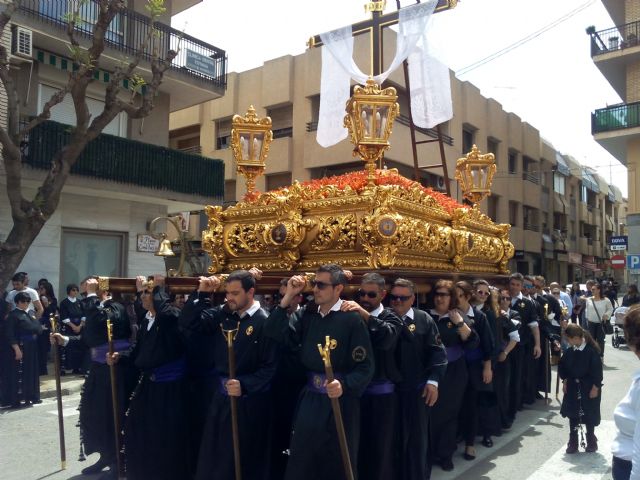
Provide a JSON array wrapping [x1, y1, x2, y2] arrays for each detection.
[[580, 184, 588, 203], [523, 206, 539, 231], [224, 180, 236, 204], [488, 196, 499, 222], [487, 138, 499, 165], [216, 117, 232, 150], [61, 229, 126, 293], [266, 173, 292, 191], [462, 126, 475, 154], [553, 174, 566, 195], [39, 84, 126, 137], [267, 104, 293, 138], [508, 150, 518, 174], [509, 201, 519, 226]]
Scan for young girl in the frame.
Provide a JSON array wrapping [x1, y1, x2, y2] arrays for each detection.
[[559, 323, 603, 454]]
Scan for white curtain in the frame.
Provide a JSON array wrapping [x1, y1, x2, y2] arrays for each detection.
[[316, 0, 452, 147]]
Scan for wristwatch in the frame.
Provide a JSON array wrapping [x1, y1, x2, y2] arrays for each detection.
[[455, 321, 465, 329]]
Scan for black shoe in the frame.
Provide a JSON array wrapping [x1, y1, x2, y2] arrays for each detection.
[[29, 399, 42, 405], [482, 436, 494, 448], [535, 392, 544, 400], [502, 421, 513, 430], [81, 457, 109, 475], [98, 468, 118, 480], [441, 458, 454, 471]]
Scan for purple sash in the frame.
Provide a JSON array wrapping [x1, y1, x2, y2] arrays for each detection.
[[464, 346, 483, 362], [150, 357, 186, 383], [90, 339, 130, 364], [19, 334, 37, 343], [364, 380, 395, 395], [445, 344, 464, 362]]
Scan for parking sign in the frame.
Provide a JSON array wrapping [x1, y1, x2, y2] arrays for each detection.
[[628, 254, 640, 270]]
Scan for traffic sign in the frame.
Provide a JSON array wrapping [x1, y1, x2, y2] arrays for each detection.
[[611, 255, 626, 269], [611, 236, 628, 250], [628, 254, 640, 270]]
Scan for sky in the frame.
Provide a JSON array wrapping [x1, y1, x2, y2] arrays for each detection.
[[173, 0, 626, 196]]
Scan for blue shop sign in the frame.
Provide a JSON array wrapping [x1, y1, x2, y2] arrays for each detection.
[[186, 49, 216, 77]]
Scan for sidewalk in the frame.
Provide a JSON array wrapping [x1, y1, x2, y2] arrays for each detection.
[[39, 370, 85, 400]]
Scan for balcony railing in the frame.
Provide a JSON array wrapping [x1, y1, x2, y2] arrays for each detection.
[[178, 145, 202, 155], [522, 172, 540, 184], [18, 0, 227, 89], [588, 21, 640, 57], [23, 121, 224, 198], [523, 222, 539, 232], [592, 102, 640, 134]]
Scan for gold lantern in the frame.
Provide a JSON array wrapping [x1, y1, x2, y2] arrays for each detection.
[[231, 105, 273, 194], [454, 144, 497, 206], [344, 78, 400, 186]]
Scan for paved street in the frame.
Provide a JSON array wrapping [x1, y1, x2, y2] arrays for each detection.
[[1, 340, 636, 480]]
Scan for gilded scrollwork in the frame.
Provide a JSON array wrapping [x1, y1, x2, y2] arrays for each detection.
[[310, 215, 358, 251], [203, 206, 226, 273]]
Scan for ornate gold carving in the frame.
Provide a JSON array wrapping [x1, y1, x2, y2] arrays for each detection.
[[310, 215, 358, 251], [97, 276, 109, 292]]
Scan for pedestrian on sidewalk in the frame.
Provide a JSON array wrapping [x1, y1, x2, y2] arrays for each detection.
[[584, 282, 613, 359], [559, 323, 602, 454], [612, 306, 640, 480]]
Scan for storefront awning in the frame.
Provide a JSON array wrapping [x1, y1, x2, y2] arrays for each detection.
[[581, 168, 600, 193]]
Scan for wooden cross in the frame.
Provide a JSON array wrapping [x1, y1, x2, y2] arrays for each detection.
[[308, 0, 457, 76]]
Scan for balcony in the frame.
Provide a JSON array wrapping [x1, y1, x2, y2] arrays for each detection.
[[16, 0, 227, 110], [591, 102, 640, 163], [23, 121, 224, 199], [588, 22, 640, 99], [522, 172, 540, 184]]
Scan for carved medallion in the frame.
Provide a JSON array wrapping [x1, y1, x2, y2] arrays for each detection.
[[377, 217, 397, 237], [270, 223, 287, 244]]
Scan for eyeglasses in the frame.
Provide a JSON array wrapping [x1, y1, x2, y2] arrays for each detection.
[[434, 291, 451, 297], [311, 280, 335, 290], [389, 294, 412, 302], [358, 290, 378, 299], [476, 290, 490, 296], [500, 296, 511, 301]]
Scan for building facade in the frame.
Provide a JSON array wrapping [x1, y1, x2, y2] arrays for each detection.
[[170, 30, 626, 284], [589, 0, 638, 285], [0, 0, 227, 296]]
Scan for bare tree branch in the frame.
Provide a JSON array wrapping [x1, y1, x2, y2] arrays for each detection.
[[18, 85, 72, 137]]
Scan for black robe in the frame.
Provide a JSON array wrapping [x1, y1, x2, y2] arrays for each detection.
[[509, 296, 539, 407], [264, 303, 374, 480], [192, 300, 278, 480], [179, 291, 220, 478], [532, 293, 562, 393], [559, 342, 603, 426], [490, 308, 520, 430], [460, 307, 495, 445], [60, 297, 88, 371], [124, 288, 188, 480], [358, 307, 403, 480], [76, 295, 131, 464], [395, 308, 447, 480], [3, 308, 41, 405], [429, 310, 479, 463]]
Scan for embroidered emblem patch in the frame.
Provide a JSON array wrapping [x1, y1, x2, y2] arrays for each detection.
[[245, 325, 254, 336], [408, 324, 416, 333], [435, 333, 442, 345], [519, 302, 525, 309], [352, 346, 367, 362], [313, 374, 323, 389]]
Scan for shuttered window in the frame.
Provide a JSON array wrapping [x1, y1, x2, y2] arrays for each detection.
[[38, 84, 127, 137]]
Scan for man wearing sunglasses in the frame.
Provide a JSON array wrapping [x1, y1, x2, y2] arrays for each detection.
[[265, 264, 374, 480], [340, 272, 403, 480], [389, 278, 447, 480]]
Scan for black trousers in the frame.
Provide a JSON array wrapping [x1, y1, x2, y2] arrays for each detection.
[[612, 456, 632, 480], [493, 358, 511, 428], [358, 392, 397, 480], [397, 388, 431, 480], [587, 321, 605, 357], [521, 343, 537, 405]]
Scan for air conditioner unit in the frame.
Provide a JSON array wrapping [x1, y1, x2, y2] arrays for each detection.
[[12, 26, 32, 60]]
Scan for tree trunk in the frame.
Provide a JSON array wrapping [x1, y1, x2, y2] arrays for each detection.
[[0, 216, 46, 290]]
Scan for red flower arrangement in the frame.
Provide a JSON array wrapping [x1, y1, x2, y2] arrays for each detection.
[[243, 169, 464, 214]]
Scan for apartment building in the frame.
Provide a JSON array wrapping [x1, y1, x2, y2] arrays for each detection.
[[0, 0, 227, 295], [170, 32, 625, 284], [589, 0, 638, 284]]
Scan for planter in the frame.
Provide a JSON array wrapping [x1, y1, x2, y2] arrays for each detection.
[[609, 37, 619, 50]]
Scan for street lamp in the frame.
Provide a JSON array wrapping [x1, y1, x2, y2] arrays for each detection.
[[149, 216, 189, 277], [231, 105, 273, 195], [454, 144, 496, 207], [344, 77, 400, 186]]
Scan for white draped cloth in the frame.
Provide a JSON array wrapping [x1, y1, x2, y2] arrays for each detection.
[[317, 0, 452, 147]]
